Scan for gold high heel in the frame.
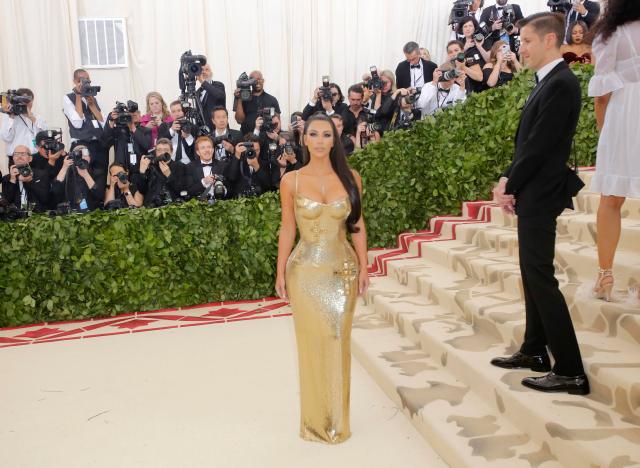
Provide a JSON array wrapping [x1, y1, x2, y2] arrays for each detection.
[[592, 268, 614, 302]]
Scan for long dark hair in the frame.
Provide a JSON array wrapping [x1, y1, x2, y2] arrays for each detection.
[[300, 114, 362, 233], [593, 0, 640, 42]]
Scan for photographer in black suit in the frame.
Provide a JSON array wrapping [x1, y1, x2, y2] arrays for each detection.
[[233, 70, 281, 135], [395, 41, 438, 91], [52, 143, 104, 212], [102, 104, 152, 172], [480, 0, 525, 52], [136, 138, 186, 207], [157, 100, 195, 165], [301, 82, 348, 120], [563, 1, 600, 39], [184, 135, 236, 200], [197, 64, 226, 134], [230, 134, 271, 198], [1, 145, 52, 212], [491, 12, 588, 395], [210, 106, 242, 162]]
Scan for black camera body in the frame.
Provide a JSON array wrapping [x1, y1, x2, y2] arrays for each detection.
[[181, 50, 207, 79], [237, 72, 257, 101], [403, 88, 422, 105], [547, 0, 573, 12], [174, 116, 194, 135], [440, 68, 463, 82], [361, 110, 382, 133], [240, 142, 257, 160], [319, 75, 332, 101], [213, 134, 229, 146], [369, 66, 383, 91], [116, 172, 129, 184], [80, 78, 101, 97], [501, 5, 516, 34], [114, 100, 139, 128], [474, 21, 490, 42], [146, 150, 172, 164], [16, 164, 33, 178], [68, 149, 89, 170], [258, 107, 277, 134], [450, 0, 472, 24], [1, 90, 32, 115], [40, 129, 65, 153]]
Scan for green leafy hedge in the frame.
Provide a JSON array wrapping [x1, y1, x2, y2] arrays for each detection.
[[0, 66, 597, 326]]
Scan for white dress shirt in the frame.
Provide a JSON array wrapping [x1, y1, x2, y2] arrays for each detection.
[[410, 62, 425, 90], [0, 113, 47, 156], [536, 58, 565, 83], [62, 95, 106, 133], [415, 83, 467, 117], [169, 127, 194, 165]]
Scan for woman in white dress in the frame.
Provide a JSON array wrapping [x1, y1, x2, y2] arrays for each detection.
[[588, 0, 640, 301]]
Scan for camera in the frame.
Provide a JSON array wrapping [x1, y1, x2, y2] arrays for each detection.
[[240, 142, 257, 160], [116, 171, 129, 184], [114, 100, 139, 127], [449, 0, 472, 24], [68, 148, 89, 170], [319, 75, 332, 102], [258, 107, 277, 134], [1, 90, 32, 115], [175, 116, 194, 135], [440, 68, 463, 82], [16, 164, 33, 178], [236, 72, 257, 101], [284, 143, 295, 156], [39, 129, 65, 153], [500, 5, 516, 34], [474, 21, 490, 42], [0, 196, 23, 221], [145, 150, 172, 164], [369, 66, 383, 91], [213, 134, 229, 146], [79, 78, 101, 97], [361, 110, 382, 133], [212, 175, 227, 199], [547, 0, 573, 12], [180, 50, 207, 79], [403, 88, 422, 105]]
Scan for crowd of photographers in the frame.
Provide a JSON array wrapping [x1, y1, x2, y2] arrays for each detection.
[[0, 0, 598, 220]]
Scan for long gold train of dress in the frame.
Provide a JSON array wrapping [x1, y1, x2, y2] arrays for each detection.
[[285, 175, 359, 444]]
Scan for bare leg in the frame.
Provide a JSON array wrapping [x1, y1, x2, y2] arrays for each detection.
[[596, 194, 626, 269]]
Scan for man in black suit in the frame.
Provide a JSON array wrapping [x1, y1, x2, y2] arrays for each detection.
[[1, 145, 52, 212], [210, 106, 242, 162], [157, 100, 196, 165], [102, 106, 152, 173], [480, 0, 525, 52], [184, 136, 236, 200], [196, 64, 226, 134], [395, 41, 438, 91], [490, 12, 589, 395], [563, 0, 600, 39], [52, 143, 104, 212], [135, 138, 186, 207]]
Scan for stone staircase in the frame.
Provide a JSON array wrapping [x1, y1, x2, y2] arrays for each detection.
[[352, 170, 640, 468]]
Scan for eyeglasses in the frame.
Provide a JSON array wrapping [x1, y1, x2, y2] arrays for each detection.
[[12, 151, 30, 157]]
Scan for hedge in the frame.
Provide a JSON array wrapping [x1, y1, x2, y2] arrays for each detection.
[[0, 66, 597, 326]]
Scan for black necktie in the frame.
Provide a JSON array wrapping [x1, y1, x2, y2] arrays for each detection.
[[410, 64, 420, 69], [535, 74, 540, 84], [202, 163, 213, 167]]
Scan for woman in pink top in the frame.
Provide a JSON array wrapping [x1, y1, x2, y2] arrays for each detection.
[[140, 91, 172, 145]]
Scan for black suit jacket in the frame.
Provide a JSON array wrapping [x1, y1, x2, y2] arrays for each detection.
[[157, 122, 196, 163], [197, 81, 226, 132], [134, 160, 186, 207], [395, 58, 438, 90], [480, 3, 524, 52], [2, 168, 52, 212], [502, 61, 581, 217], [184, 158, 236, 199], [565, 1, 600, 29], [51, 167, 104, 211], [102, 122, 153, 170]]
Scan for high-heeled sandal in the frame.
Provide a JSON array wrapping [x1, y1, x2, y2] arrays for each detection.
[[592, 268, 614, 302]]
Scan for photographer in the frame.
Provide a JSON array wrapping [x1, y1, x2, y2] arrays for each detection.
[[184, 136, 235, 200], [34, 130, 66, 178], [255, 110, 287, 190], [330, 114, 355, 155], [230, 134, 271, 198], [289, 111, 305, 149], [63, 69, 109, 174], [368, 69, 397, 134], [395, 41, 438, 91], [301, 81, 348, 119], [341, 84, 367, 138], [104, 163, 143, 209], [1, 145, 52, 212], [483, 40, 522, 88], [102, 101, 153, 172], [1, 88, 48, 164], [52, 143, 104, 212], [479, 0, 524, 53], [196, 64, 226, 134], [233, 71, 281, 135], [157, 100, 195, 165], [354, 111, 382, 150], [136, 138, 186, 207], [415, 63, 468, 117], [210, 106, 242, 162], [271, 131, 302, 189], [449, 0, 485, 40], [447, 37, 486, 93], [384, 88, 421, 132]]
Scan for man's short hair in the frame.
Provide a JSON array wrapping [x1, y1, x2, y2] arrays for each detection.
[[518, 12, 566, 48], [73, 68, 87, 81], [169, 100, 182, 108], [195, 135, 213, 149], [242, 133, 260, 143], [447, 40, 465, 52], [211, 106, 228, 118], [348, 84, 364, 96], [155, 138, 172, 150], [403, 41, 420, 55]]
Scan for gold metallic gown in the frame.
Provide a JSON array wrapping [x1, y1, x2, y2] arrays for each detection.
[[285, 179, 359, 444]]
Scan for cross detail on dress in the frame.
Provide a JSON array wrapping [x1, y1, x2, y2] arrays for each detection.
[[334, 260, 358, 293]]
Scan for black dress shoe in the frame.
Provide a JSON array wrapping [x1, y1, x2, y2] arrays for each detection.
[[522, 372, 590, 395], [490, 351, 551, 372]]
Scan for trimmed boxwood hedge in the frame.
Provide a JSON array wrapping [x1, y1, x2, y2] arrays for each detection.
[[0, 66, 597, 326]]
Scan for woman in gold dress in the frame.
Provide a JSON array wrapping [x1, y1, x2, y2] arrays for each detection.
[[275, 114, 369, 444]]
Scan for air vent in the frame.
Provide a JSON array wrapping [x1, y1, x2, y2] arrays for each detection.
[[78, 18, 128, 68]]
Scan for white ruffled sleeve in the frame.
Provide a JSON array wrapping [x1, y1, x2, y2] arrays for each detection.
[[588, 32, 624, 96]]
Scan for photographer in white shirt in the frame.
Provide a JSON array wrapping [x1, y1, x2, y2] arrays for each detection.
[[1, 88, 47, 163]]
